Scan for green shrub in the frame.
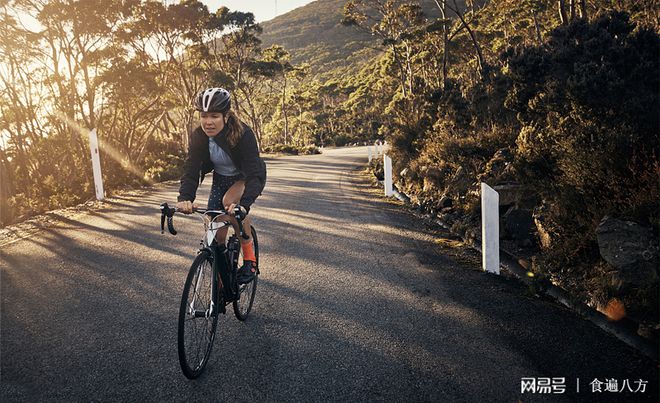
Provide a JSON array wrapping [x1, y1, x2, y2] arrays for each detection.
[[507, 11, 659, 237], [504, 12, 659, 316], [262, 144, 321, 155]]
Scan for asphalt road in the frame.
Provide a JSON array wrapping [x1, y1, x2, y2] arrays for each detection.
[[1, 146, 657, 402]]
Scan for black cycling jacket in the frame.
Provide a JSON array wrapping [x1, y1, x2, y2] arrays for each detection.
[[178, 124, 266, 210]]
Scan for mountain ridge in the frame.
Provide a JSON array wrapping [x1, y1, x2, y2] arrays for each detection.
[[258, 0, 463, 77]]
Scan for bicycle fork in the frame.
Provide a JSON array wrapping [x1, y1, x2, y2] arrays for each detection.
[[211, 245, 229, 316], [186, 246, 228, 318]]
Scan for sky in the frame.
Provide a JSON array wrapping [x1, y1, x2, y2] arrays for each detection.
[[202, 1, 316, 22]]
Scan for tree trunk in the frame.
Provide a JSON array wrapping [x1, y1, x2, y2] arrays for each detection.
[[532, 11, 542, 44], [298, 104, 304, 145], [404, 41, 414, 96], [0, 151, 13, 225], [441, 1, 449, 90], [558, 0, 568, 24], [390, 44, 408, 98], [282, 74, 289, 145], [452, 0, 485, 78], [579, 0, 588, 20]]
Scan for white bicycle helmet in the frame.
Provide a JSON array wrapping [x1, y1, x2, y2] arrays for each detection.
[[194, 87, 231, 113]]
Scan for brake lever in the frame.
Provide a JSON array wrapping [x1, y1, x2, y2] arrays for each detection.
[[160, 203, 177, 235]]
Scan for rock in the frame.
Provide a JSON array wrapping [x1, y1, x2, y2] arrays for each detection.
[[611, 261, 659, 287], [597, 216, 660, 287], [502, 207, 536, 246], [492, 183, 524, 207], [400, 168, 409, 177], [596, 217, 658, 268], [533, 207, 555, 250]]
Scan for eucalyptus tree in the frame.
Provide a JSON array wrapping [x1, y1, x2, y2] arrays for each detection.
[[0, 3, 45, 206], [443, 0, 486, 77], [557, 0, 588, 24], [120, 0, 224, 147], [97, 57, 168, 173], [207, 8, 262, 112], [343, 0, 426, 98], [202, 7, 278, 148], [259, 45, 295, 144], [3, 0, 136, 207]]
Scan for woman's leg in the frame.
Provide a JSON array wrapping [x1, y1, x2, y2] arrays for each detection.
[[208, 174, 232, 245], [222, 180, 257, 283], [220, 180, 250, 239]]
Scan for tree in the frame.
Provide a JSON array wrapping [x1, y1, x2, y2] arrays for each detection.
[[343, 0, 426, 97], [445, 0, 486, 77], [261, 45, 294, 144], [208, 8, 262, 115], [430, 0, 451, 88], [120, 0, 220, 147]]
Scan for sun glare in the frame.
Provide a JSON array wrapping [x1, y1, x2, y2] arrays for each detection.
[[52, 111, 154, 185]]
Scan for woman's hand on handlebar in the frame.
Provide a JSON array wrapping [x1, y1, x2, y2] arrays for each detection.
[[226, 203, 247, 217], [176, 200, 198, 214]]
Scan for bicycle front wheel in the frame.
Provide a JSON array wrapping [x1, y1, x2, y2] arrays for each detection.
[[233, 226, 259, 321], [178, 250, 219, 379]]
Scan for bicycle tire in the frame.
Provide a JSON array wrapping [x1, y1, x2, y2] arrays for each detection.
[[233, 226, 259, 321], [177, 250, 219, 379]]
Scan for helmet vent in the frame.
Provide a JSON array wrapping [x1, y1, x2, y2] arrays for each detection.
[[202, 88, 221, 112]]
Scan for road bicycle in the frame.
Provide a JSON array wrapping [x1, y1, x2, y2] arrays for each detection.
[[160, 202, 259, 379]]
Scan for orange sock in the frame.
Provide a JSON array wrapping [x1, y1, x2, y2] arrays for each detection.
[[241, 239, 256, 263]]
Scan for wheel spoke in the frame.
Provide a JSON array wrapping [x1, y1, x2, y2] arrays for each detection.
[[178, 252, 219, 378]]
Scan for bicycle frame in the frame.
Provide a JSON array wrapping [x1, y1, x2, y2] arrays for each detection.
[[196, 212, 245, 317], [160, 203, 250, 317], [199, 212, 233, 317]]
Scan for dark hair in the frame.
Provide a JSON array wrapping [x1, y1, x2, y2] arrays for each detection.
[[224, 110, 244, 148]]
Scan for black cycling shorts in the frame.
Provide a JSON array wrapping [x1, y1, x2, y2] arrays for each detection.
[[207, 172, 244, 210]]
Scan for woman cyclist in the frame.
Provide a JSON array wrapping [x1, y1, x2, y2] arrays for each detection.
[[177, 87, 266, 284]]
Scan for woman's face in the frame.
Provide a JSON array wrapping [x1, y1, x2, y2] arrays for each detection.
[[200, 112, 225, 137]]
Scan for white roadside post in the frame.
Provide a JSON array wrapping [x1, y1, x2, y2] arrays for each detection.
[[481, 182, 499, 274], [368, 146, 373, 162], [88, 128, 105, 201], [384, 154, 393, 197]]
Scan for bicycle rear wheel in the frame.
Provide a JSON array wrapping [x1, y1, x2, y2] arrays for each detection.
[[233, 226, 259, 321], [178, 250, 219, 379]]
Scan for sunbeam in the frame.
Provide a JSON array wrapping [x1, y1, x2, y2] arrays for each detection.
[[52, 111, 154, 186]]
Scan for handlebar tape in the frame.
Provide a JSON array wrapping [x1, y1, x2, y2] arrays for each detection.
[[160, 203, 177, 235]]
